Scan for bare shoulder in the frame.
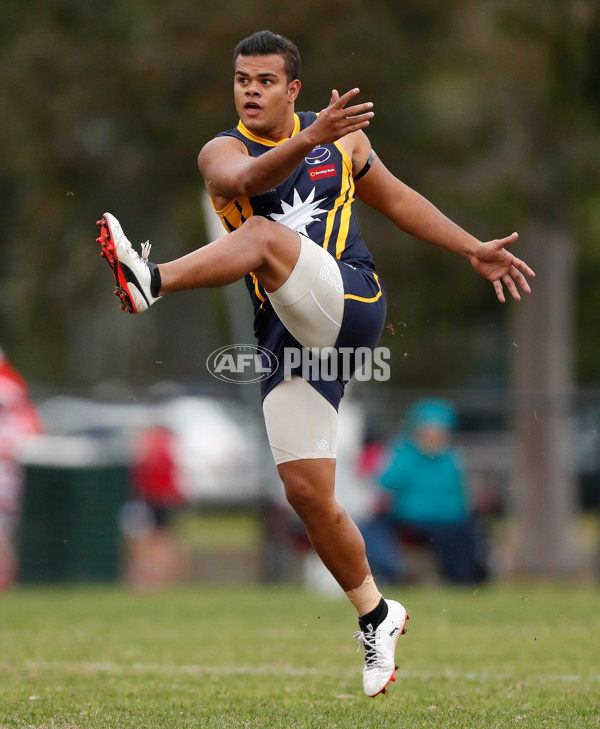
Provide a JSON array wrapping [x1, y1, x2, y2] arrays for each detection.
[[197, 135, 248, 174]]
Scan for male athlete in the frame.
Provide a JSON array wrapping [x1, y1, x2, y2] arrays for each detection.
[[95, 31, 534, 697]]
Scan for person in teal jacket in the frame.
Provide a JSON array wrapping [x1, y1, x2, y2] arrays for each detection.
[[362, 399, 486, 584]]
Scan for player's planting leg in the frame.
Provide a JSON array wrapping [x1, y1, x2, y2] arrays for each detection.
[[277, 455, 409, 697]]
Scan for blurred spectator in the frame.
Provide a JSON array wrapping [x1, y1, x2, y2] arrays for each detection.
[[0, 349, 43, 588], [122, 425, 187, 588], [130, 425, 183, 528], [361, 398, 487, 584]]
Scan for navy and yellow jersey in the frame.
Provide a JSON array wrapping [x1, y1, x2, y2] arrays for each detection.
[[210, 111, 387, 408]]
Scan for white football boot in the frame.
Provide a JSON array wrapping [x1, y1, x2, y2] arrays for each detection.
[[96, 212, 161, 313], [354, 599, 409, 697]]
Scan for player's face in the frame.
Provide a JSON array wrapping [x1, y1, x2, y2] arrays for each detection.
[[233, 54, 300, 141]]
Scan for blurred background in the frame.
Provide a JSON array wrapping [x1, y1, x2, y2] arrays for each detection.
[[1, 0, 599, 590]]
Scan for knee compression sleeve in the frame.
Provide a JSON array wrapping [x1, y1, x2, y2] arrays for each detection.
[[267, 235, 344, 351]]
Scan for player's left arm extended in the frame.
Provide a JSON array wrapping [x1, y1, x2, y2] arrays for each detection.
[[354, 151, 535, 302]]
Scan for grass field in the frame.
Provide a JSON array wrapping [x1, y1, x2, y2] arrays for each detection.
[[0, 582, 598, 728]]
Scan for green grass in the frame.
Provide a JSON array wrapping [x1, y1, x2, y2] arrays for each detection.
[[0, 583, 598, 728]]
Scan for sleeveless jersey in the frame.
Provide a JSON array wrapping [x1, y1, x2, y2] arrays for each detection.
[[210, 111, 386, 406]]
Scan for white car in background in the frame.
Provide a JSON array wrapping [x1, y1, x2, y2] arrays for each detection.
[[30, 391, 269, 506]]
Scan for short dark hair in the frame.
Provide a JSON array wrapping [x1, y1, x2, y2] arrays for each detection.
[[233, 30, 301, 82]]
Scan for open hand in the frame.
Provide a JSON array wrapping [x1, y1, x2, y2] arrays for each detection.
[[470, 233, 535, 302], [308, 88, 374, 145]]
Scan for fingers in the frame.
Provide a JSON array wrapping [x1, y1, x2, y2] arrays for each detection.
[[493, 280, 505, 304], [338, 100, 374, 133], [321, 92, 373, 138], [332, 88, 374, 116], [493, 275, 518, 303], [332, 87, 362, 108], [484, 232, 535, 302], [320, 88, 374, 140], [502, 273, 520, 301], [345, 103, 374, 121], [511, 265, 532, 294], [339, 114, 374, 134], [512, 255, 536, 279], [493, 264, 533, 302]]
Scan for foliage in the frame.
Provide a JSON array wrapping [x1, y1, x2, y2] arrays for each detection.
[[1, 0, 599, 388]]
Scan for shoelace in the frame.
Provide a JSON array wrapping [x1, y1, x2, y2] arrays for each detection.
[[140, 240, 152, 261], [353, 628, 379, 667]]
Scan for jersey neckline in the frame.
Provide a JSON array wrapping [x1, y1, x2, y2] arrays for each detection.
[[236, 114, 301, 147]]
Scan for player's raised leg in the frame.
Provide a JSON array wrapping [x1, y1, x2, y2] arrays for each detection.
[[95, 213, 301, 313]]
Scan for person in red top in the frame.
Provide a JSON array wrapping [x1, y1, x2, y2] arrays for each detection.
[[130, 425, 182, 528], [0, 348, 43, 588], [124, 425, 186, 589]]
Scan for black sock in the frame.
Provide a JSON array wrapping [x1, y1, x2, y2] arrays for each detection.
[[358, 597, 388, 630], [148, 262, 162, 298]]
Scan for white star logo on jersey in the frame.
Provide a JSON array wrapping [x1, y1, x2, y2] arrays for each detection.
[[270, 187, 328, 236]]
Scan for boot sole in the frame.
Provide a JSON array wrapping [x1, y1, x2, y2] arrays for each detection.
[[96, 215, 138, 314]]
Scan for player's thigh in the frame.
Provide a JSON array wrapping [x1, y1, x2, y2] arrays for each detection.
[[266, 235, 344, 351], [262, 374, 338, 465]]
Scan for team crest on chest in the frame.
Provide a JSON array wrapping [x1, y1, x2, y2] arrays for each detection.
[[305, 146, 331, 165]]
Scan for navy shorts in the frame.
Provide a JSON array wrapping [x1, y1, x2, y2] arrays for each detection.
[[259, 262, 387, 410]]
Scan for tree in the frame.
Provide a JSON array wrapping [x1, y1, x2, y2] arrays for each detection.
[[1, 0, 598, 406]]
